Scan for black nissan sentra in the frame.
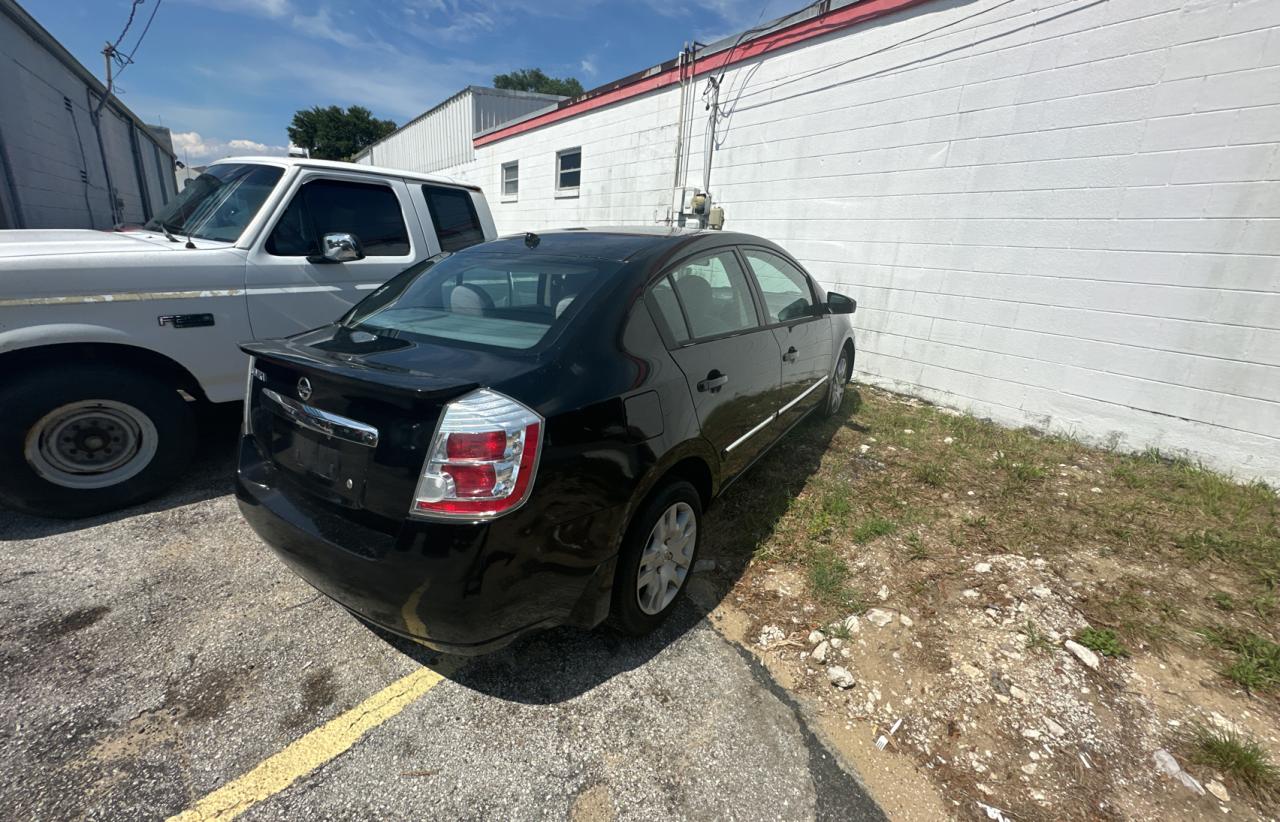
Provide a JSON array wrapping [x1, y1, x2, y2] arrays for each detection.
[[236, 228, 856, 654]]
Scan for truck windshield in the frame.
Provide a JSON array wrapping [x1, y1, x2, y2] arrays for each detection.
[[145, 163, 283, 242], [341, 251, 620, 351]]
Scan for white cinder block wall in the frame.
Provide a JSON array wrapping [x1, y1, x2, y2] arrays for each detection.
[[442, 0, 1280, 483]]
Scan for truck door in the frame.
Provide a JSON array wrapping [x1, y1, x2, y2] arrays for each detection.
[[244, 171, 429, 340]]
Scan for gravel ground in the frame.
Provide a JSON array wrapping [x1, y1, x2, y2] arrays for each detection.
[[0, 417, 884, 821]]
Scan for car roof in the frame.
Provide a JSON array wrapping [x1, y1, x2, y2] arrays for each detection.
[[214, 156, 469, 188], [481, 227, 767, 262]]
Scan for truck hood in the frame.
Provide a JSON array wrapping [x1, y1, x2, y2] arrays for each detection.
[[0, 229, 217, 259]]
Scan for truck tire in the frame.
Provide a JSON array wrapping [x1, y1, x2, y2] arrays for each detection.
[[0, 366, 196, 519]]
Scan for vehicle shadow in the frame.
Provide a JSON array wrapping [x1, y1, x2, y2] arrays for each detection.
[[0, 403, 243, 541], [378, 389, 869, 705]]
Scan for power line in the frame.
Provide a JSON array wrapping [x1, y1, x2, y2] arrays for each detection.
[[113, 0, 163, 81]]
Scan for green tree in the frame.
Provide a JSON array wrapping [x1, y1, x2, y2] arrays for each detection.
[[286, 105, 396, 161], [492, 68, 584, 98]]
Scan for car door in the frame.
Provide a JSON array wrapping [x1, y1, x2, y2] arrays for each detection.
[[741, 247, 833, 430], [245, 171, 427, 340], [645, 248, 783, 481]]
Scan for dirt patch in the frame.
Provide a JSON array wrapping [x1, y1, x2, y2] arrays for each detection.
[[163, 666, 243, 723], [703, 386, 1280, 820], [570, 783, 614, 822]]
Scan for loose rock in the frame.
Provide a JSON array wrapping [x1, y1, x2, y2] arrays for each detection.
[[899, 614, 914, 628], [812, 640, 830, 664], [1045, 718, 1067, 738], [1206, 780, 1229, 802], [807, 630, 825, 644], [841, 615, 861, 634], [865, 608, 895, 628], [1064, 640, 1100, 671], [827, 666, 856, 689], [757, 624, 785, 647], [975, 562, 992, 574]]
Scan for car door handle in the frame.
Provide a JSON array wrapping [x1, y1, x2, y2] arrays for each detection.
[[783, 346, 798, 363], [697, 371, 729, 393]]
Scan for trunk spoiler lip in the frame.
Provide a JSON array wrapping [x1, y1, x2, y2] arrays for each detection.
[[241, 339, 479, 400]]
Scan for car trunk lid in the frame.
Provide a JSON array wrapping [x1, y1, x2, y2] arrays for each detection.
[[242, 326, 539, 522]]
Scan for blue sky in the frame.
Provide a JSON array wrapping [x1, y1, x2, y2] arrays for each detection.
[[24, 0, 776, 164]]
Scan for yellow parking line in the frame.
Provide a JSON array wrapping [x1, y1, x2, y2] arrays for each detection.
[[167, 661, 457, 822]]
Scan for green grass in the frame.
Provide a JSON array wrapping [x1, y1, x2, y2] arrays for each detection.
[[851, 516, 897, 544], [1188, 724, 1279, 800], [1211, 591, 1236, 611], [1021, 620, 1054, 654], [911, 462, 949, 487], [710, 386, 1279, 687], [807, 545, 866, 612], [1202, 628, 1280, 693], [1075, 627, 1130, 658]]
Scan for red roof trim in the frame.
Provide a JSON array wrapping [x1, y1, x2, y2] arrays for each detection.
[[474, 0, 931, 148]]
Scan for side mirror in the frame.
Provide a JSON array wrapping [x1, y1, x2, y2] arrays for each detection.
[[826, 291, 857, 314], [311, 232, 364, 264]]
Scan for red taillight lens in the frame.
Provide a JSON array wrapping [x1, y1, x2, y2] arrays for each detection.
[[444, 463, 497, 497], [446, 431, 507, 461], [411, 389, 543, 520]]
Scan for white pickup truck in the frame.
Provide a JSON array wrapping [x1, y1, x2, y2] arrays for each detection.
[[0, 156, 496, 518]]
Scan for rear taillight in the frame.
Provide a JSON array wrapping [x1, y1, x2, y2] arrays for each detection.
[[410, 389, 543, 520]]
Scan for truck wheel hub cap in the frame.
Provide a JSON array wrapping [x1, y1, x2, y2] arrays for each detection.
[[26, 400, 159, 490], [636, 501, 696, 615]]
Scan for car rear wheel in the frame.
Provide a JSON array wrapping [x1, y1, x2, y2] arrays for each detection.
[[610, 479, 702, 635], [823, 347, 851, 417], [0, 367, 196, 519]]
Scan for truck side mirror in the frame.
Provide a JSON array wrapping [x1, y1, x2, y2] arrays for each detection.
[[311, 233, 364, 264], [826, 291, 856, 314]]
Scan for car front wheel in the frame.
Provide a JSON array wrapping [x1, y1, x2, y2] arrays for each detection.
[[0, 366, 196, 519], [610, 479, 702, 635], [823, 347, 851, 417]]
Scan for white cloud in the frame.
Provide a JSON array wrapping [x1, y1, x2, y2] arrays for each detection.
[[171, 131, 290, 164], [578, 57, 597, 76]]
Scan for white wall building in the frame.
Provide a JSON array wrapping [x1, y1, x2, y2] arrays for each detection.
[[0, 0, 178, 229], [427, 0, 1280, 484], [351, 86, 564, 174]]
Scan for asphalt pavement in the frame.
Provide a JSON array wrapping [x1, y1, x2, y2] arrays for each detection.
[[0, 415, 883, 821]]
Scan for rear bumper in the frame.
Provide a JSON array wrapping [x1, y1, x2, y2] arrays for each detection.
[[235, 435, 623, 655]]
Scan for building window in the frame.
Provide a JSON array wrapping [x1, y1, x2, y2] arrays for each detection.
[[556, 148, 581, 194], [501, 161, 518, 199]]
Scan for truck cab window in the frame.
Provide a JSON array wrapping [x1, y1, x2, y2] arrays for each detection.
[[267, 179, 410, 257]]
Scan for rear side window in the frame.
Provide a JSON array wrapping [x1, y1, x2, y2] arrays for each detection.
[[422, 185, 485, 252], [267, 178, 410, 257], [743, 249, 816, 323], [665, 251, 759, 340], [647, 277, 690, 344]]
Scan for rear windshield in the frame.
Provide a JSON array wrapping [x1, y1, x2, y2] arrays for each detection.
[[341, 251, 621, 351]]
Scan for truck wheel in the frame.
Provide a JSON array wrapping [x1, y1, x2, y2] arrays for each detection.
[[0, 367, 196, 519], [610, 479, 702, 636]]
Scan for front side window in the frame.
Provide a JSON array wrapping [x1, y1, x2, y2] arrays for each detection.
[[744, 249, 816, 323], [341, 251, 621, 351], [556, 148, 581, 192], [266, 178, 410, 257], [665, 251, 759, 340], [143, 163, 282, 242], [422, 185, 485, 252], [501, 161, 518, 198]]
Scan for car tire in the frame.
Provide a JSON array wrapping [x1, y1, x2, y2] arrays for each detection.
[[0, 366, 197, 519], [823, 346, 852, 418], [610, 479, 702, 636]]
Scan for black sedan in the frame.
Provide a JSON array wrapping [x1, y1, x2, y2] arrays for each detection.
[[236, 228, 856, 654]]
